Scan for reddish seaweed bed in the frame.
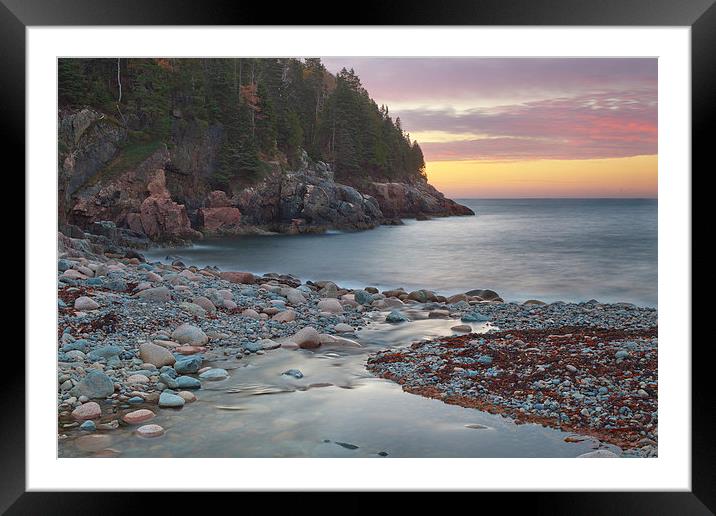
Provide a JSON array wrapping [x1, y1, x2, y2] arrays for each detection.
[[367, 326, 658, 451]]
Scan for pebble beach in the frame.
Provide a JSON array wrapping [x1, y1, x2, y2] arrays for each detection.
[[57, 249, 658, 458]]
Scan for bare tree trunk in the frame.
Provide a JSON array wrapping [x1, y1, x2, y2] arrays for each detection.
[[116, 58, 122, 103], [250, 60, 255, 136], [116, 58, 126, 124]]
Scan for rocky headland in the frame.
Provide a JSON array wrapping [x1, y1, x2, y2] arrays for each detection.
[[59, 107, 473, 246]]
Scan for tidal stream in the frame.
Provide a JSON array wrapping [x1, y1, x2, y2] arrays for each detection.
[[59, 309, 612, 458]]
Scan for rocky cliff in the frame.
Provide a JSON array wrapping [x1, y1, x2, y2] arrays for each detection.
[[59, 107, 474, 244]]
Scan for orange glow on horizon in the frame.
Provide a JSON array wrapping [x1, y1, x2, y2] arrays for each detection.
[[426, 155, 657, 198]]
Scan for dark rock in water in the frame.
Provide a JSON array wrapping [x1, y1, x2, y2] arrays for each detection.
[[335, 442, 359, 450], [415, 212, 431, 221], [282, 369, 304, 379], [465, 289, 501, 301], [386, 310, 410, 323]]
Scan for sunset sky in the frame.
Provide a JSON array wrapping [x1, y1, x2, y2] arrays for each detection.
[[321, 58, 658, 198]]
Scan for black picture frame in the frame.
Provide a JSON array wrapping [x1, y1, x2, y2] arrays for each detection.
[[5, 0, 711, 512]]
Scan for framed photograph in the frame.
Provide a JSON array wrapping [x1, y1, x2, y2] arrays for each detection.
[[9, 0, 712, 511]]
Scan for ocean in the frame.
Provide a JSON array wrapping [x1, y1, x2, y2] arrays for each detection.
[[146, 198, 657, 307]]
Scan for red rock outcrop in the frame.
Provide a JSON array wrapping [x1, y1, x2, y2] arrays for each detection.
[[197, 191, 242, 234], [131, 170, 202, 242]]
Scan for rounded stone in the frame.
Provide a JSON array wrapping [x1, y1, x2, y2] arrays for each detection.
[[136, 424, 165, 438], [76, 370, 115, 399], [71, 401, 101, 420], [122, 409, 155, 424], [74, 296, 99, 311], [126, 374, 150, 384], [292, 327, 321, 349], [317, 298, 343, 314], [192, 296, 216, 313], [178, 391, 197, 403], [199, 368, 229, 381], [171, 323, 209, 346], [139, 342, 176, 367], [176, 376, 201, 389], [133, 286, 171, 302], [158, 392, 185, 408]]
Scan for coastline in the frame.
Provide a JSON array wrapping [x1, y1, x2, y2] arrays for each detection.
[[57, 236, 657, 458]]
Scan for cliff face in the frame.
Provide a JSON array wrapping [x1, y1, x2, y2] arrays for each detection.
[[236, 163, 383, 233], [362, 180, 474, 219], [59, 107, 473, 244]]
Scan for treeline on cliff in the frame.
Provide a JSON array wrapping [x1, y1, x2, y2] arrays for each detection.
[[58, 58, 426, 188]]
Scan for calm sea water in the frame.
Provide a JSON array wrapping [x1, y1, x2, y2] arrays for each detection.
[[147, 198, 657, 307]]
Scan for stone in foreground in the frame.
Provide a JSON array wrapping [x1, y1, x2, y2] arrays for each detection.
[[123, 409, 155, 424], [74, 296, 99, 310], [71, 401, 101, 420], [139, 342, 176, 367], [158, 392, 185, 408], [136, 424, 165, 438], [76, 370, 115, 399], [171, 323, 209, 346], [291, 327, 321, 349], [199, 368, 229, 381]]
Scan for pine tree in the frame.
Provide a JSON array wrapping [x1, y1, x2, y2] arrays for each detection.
[[56, 58, 429, 187], [58, 59, 84, 106]]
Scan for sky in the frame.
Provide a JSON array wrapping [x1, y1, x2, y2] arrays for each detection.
[[320, 58, 657, 198]]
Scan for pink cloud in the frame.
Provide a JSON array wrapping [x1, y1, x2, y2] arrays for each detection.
[[402, 91, 657, 160], [319, 58, 657, 106], [317, 58, 657, 161]]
